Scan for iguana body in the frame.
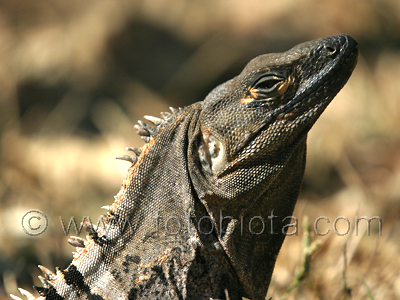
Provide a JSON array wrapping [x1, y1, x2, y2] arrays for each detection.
[[13, 34, 358, 300]]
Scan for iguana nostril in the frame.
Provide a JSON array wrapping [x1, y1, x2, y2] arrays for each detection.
[[325, 45, 337, 57]]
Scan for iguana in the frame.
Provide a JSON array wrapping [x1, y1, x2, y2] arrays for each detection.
[[12, 34, 358, 300]]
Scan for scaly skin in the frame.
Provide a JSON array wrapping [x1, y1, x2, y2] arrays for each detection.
[[12, 34, 358, 300]]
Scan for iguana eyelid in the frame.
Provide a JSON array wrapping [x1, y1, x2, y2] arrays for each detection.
[[277, 74, 294, 94], [250, 74, 294, 101], [254, 75, 285, 91]]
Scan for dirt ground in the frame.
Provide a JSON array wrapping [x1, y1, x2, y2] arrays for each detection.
[[0, 1, 399, 299]]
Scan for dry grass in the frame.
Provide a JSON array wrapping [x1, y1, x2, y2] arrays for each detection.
[[0, 0, 399, 299]]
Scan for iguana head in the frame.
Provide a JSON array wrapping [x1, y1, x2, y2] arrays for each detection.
[[199, 34, 358, 176], [194, 34, 358, 297]]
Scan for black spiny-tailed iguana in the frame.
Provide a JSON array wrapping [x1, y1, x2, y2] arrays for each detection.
[[12, 34, 358, 300]]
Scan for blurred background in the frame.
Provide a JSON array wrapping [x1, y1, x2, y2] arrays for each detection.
[[0, 0, 399, 299]]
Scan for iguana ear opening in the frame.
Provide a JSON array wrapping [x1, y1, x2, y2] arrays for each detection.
[[198, 129, 226, 176]]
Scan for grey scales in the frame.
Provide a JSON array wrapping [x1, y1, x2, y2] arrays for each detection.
[[12, 34, 358, 300]]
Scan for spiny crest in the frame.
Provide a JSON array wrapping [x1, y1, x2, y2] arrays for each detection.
[[67, 236, 86, 248], [134, 106, 182, 142], [116, 106, 183, 162], [11, 265, 59, 299], [11, 288, 37, 300], [11, 106, 184, 300]]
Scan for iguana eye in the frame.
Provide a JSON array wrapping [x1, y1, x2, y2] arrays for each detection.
[[246, 74, 293, 103], [254, 75, 284, 92], [241, 74, 293, 105]]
